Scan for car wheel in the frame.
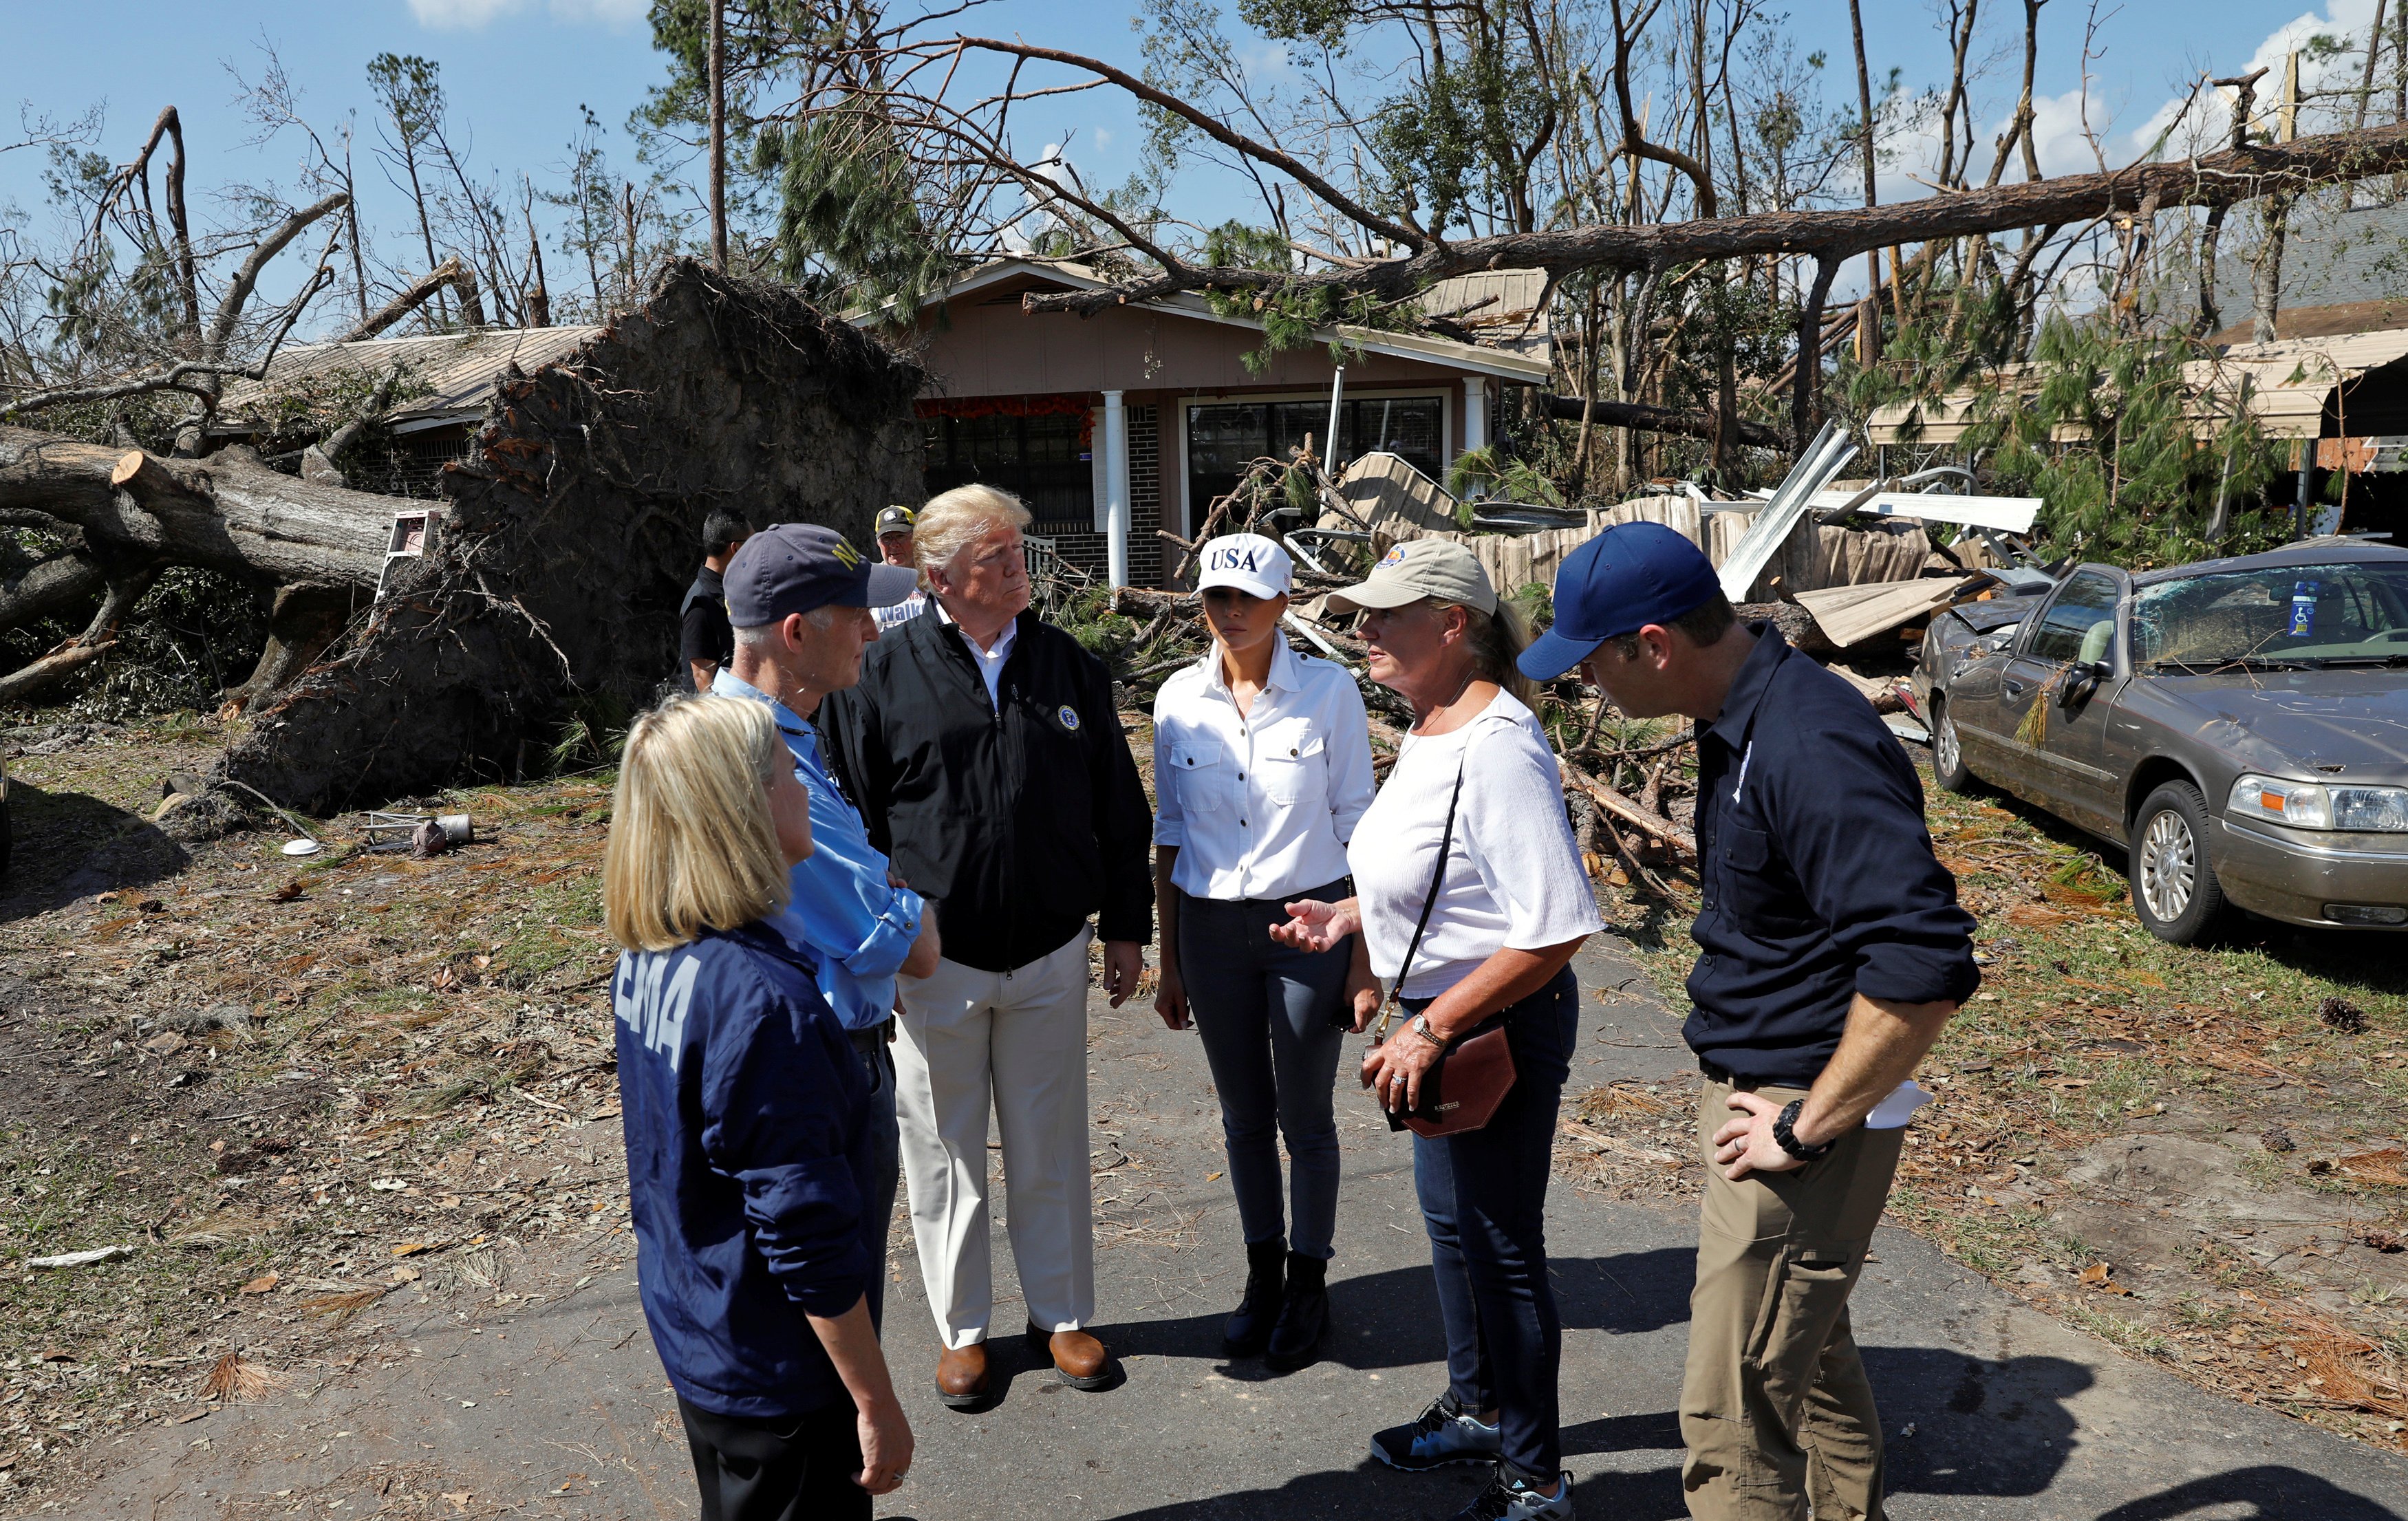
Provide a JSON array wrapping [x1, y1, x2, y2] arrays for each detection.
[[1931, 700, 1977, 794], [2129, 781, 2226, 944]]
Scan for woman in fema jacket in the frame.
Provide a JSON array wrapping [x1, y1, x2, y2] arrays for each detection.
[[603, 695, 912, 1520]]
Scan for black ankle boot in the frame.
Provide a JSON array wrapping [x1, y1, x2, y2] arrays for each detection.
[[1223, 1239, 1287, 1357], [1265, 1250, 1329, 1371]]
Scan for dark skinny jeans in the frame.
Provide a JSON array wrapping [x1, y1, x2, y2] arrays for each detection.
[[1406, 964, 1579, 1480], [1176, 880, 1353, 1260]]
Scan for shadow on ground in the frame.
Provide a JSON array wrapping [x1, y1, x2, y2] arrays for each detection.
[[0, 776, 186, 920], [1099, 1248, 1698, 1380]]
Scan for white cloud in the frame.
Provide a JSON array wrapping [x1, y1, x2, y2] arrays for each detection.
[[407, 0, 646, 30], [407, 0, 521, 26]]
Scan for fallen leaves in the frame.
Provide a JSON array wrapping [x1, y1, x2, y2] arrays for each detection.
[[239, 1271, 280, 1295], [2078, 1262, 2133, 1295], [268, 879, 305, 903]]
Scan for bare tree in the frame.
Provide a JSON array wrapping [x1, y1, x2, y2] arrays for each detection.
[[367, 54, 451, 325]]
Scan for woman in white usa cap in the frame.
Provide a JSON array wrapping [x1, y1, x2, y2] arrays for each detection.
[[1151, 531, 1379, 1372]]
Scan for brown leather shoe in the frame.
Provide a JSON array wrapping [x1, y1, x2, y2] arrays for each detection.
[[935, 1342, 989, 1409], [1029, 1322, 1115, 1390]]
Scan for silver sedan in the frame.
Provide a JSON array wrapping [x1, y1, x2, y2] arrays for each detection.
[[1914, 541, 2408, 943]]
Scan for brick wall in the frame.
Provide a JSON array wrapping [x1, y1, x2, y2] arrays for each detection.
[[1044, 404, 1163, 587]]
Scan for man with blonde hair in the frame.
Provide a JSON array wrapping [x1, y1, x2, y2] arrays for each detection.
[[819, 484, 1153, 1410]]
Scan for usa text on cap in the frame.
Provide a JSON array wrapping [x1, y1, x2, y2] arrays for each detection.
[[1195, 533, 1293, 598]]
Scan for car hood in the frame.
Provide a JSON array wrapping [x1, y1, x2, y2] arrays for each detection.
[[2142, 670, 2408, 779]]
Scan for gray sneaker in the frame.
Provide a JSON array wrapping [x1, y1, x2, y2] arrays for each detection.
[[1369, 1393, 1503, 1471], [1454, 1465, 1576, 1520]]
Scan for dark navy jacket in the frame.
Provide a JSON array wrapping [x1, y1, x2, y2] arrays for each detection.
[[614, 923, 874, 1419], [1686, 627, 1981, 1086]]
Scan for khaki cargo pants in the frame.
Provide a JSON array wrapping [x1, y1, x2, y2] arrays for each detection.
[[1679, 1079, 1904, 1521]]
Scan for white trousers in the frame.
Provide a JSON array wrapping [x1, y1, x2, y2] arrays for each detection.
[[892, 926, 1094, 1349]]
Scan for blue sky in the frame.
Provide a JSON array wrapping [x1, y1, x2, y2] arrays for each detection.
[[0, 0, 2378, 330]]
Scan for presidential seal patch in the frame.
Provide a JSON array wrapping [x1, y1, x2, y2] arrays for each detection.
[[1057, 704, 1082, 732], [1377, 545, 1409, 570]]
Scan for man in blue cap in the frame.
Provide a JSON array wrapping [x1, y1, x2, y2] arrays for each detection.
[[1520, 523, 1979, 1521], [718, 521, 945, 1319]]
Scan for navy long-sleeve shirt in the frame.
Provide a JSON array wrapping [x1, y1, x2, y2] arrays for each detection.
[[614, 923, 876, 1420], [1684, 627, 1981, 1086]]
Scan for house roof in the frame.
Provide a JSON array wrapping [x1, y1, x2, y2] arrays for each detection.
[[2208, 198, 2408, 319], [868, 258, 1555, 383], [214, 325, 602, 434], [1864, 329, 2408, 446]]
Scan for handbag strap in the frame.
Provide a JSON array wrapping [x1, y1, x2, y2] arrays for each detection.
[[1388, 755, 1468, 1013]]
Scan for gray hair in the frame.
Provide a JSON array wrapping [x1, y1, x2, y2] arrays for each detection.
[[732, 606, 832, 648]]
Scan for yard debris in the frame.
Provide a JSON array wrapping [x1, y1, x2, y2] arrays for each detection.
[[2334, 1149, 2408, 1187], [2319, 997, 2371, 1035], [26, 1245, 133, 1270], [2262, 1128, 2297, 1154], [2365, 1230, 2405, 1253], [199, 1353, 284, 1403]]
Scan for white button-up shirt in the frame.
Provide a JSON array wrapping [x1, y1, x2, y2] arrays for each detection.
[[1152, 639, 1377, 903], [934, 601, 1017, 710]]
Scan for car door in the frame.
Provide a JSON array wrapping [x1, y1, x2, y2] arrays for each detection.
[[1997, 569, 2126, 824]]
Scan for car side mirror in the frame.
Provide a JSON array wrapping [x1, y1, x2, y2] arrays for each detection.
[[2060, 660, 2109, 706]]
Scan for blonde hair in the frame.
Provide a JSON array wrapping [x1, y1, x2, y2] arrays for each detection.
[[1440, 598, 1536, 706], [603, 696, 793, 953], [914, 484, 1031, 574]]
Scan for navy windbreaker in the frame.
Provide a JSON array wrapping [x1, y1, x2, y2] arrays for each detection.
[[612, 922, 876, 1419]]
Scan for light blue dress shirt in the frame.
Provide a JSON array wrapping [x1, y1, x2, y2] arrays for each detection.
[[713, 668, 925, 1031]]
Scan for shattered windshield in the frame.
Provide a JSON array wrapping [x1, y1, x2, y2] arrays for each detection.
[[2132, 563, 2408, 669]]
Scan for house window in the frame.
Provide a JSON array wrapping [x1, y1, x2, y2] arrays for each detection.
[[921, 407, 1094, 530], [1185, 396, 1443, 527]]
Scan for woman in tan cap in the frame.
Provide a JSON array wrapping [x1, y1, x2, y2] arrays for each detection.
[[1273, 537, 1599, 1521]]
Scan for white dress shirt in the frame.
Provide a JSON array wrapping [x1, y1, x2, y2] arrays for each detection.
[[1152, 640, 1377, 903], [934, 602, 1017, 710]]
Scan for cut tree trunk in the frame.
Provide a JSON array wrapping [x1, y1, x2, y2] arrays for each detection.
[[0, 430, 401, 590]]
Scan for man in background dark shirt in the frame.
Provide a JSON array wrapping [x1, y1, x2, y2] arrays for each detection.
[[680, 511, 751, 692], [1520, 523, 1978, 1521]]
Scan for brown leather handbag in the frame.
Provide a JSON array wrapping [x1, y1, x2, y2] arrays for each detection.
[[1373, 759, 1517, 1139]]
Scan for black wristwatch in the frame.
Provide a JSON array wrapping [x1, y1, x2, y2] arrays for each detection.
[[1772, 1099, 1834, 1161]]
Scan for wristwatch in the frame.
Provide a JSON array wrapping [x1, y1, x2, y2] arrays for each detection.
[[1772, 1099, 1834, 1161], [1408, 1014, 1447, 1049]]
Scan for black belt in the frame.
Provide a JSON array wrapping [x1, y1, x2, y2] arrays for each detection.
[[850, 1020, 893, 1057]]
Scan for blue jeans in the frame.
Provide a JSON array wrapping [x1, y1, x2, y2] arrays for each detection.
[[1176, 882, 1353, 1260], [1408, 965, 1578, 1479]]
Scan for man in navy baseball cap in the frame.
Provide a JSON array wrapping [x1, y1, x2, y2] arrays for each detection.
[[1516, 521, 1726, 684], [726, 522, 919, 627], [1520, 521, 1979, 1521]]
